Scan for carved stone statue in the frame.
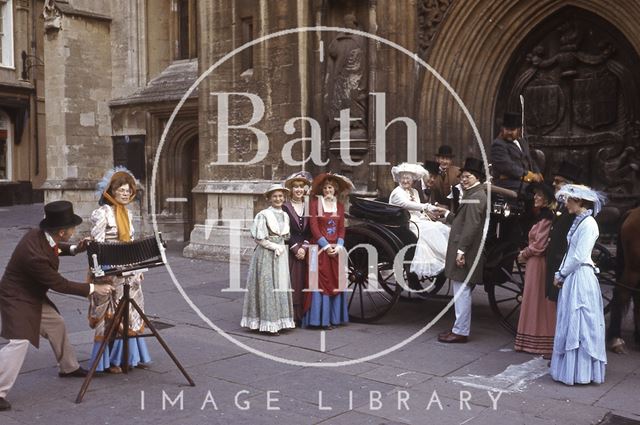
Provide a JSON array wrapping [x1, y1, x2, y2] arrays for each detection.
[[324, 13, 368, 143], [43, 0, 62, 31]]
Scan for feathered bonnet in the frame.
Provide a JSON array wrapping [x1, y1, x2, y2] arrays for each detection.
[[96, 166, 138, 206], [555, 184, 607, 216]]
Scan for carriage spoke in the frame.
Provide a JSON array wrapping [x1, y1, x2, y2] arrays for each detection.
[[357, 281, 365, 319], [496, 284, 522, 295], [494, 296, 519, 304], [504, 304, 520, 321], [348, 281, 358, 309]]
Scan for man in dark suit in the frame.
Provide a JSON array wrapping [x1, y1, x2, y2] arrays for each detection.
[[415, 160, 440, 204], [545, 160, 582, 302], [436, 158, 488, 343], [491, 112, 542, 193], [0, 201, 112, 411], [431, 145, 461, 207]]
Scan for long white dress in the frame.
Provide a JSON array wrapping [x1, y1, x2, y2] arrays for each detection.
[[550, 211, 606, 385], [88, 204, 151, 370], [389, 186, 450, 277]]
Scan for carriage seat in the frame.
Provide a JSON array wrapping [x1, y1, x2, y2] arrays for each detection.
[[348, 195, 410, 226]]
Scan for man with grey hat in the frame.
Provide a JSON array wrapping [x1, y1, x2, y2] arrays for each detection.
[[491, 111, 542, 192], [0, 201, 112, 411]]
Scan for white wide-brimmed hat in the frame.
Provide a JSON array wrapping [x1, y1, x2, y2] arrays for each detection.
[[284, 171, 313, 190], [391, 163, 428, 182], [555, 184, 607, 216], [264, 183, 290, 199]]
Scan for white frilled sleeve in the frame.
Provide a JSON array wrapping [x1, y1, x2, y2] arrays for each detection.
[[389, 186, 433, 212], [90, 206, 108, 243], [556, 216, 598, 282]]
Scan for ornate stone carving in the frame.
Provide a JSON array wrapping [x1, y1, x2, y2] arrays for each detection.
[[417, 0, 453, 58], [43, 0, 62, 32], [496, 8, 640, 204], [324, 13, 368, 161]]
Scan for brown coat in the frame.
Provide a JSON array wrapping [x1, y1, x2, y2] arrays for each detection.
[[444, 183, 487, 284], [0, 229, 90, 347], [432, 165, 461, 207]]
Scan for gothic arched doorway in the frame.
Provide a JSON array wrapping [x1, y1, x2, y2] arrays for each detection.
[[496, 6, 640, 208]]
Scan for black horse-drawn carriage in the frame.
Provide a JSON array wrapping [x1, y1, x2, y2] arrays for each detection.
[[344, 187, 617, 335]]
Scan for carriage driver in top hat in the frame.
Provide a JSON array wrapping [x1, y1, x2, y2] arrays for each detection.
[[491, 111, 543, 192], [0, 201, 112, 411]]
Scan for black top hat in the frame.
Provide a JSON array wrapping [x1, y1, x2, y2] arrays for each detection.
[[502, 112, 522, 129], [460, 157, 486, 180], [39, 200, 83, 230], [554, 160, 582, 184], [527, 181, 555, 203], [422, 160, 440, 176], [436, 145, 454, 157]]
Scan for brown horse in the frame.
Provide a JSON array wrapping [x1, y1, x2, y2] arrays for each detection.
[[608, 206, 640, 353]]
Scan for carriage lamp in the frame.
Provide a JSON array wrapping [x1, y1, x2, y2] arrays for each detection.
[[503, 204, 511, 218]]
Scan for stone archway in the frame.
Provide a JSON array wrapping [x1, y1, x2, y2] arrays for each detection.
[[496, 6, 640, 207], [156, 121, 199, 242], [417, 0, 640, 188]]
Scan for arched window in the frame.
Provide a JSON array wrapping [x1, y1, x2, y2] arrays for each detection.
[[0, 109, 12, 180]]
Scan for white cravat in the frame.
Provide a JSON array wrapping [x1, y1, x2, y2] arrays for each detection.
[[513, 139, 523, 152]]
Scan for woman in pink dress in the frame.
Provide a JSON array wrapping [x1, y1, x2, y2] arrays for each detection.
[[514, 182, 557, 357]]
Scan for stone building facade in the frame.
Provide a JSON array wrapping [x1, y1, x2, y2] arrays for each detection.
[[0, 0, 46, 206], [7, 0, 640, 257]]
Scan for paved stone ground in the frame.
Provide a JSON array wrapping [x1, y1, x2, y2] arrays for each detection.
[[1, 204, 639, 425]]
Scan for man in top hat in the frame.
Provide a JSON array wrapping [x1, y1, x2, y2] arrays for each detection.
[[436, 157, 488, 343], [0, 201, 112, 411], [431, 145, 461, 206], [545, 160, 582, 302], [491, 112, 542, 193]]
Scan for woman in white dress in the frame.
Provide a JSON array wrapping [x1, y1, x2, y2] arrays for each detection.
[[550, 184, 607, 385], [388, 163, 450, 278], [240, 183, 296, 335]]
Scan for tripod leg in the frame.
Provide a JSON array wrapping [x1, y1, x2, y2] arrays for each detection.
[[129, 299, 195, 386], [75, 297, 127, 403], [122, 284, 130, 374]]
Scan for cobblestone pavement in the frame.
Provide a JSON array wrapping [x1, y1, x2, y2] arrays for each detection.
[[1, 204, 639, 425]]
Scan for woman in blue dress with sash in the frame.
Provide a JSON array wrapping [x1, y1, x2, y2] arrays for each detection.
[[550, 184, 607, 385]]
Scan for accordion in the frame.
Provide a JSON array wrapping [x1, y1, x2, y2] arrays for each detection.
[[87, 235, 167, 277]]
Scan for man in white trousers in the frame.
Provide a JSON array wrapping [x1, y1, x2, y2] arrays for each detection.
[[436, 157, 488, 343]]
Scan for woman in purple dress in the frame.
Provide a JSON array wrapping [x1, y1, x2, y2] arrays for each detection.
[[282, 171, 313, 325]]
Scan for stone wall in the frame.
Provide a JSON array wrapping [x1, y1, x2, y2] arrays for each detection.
[[41, 8, 113, 228]]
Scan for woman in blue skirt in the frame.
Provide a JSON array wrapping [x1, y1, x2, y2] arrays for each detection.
[[550, 184, 607, 385]]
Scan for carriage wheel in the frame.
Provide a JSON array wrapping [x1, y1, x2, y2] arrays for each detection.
[[486, 259, 525, 335], [345, 226, 402, 322], [592, 242, 615, 314]]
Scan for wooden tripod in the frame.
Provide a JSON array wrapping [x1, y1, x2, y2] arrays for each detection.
[[76, 281, 195, 403]]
